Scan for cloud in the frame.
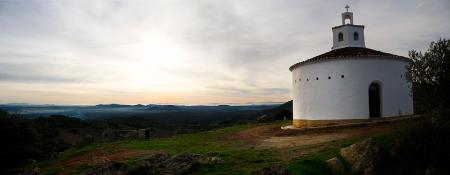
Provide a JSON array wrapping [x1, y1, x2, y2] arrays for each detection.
[[0, 0, 449, 104]]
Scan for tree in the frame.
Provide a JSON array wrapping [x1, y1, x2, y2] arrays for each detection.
[[0, 109, 41, 172], [378, 39, 450, 174], [406, 38, 450, 117]]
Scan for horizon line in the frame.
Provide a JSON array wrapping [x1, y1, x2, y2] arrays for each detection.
[[0, 101, 288, 107]]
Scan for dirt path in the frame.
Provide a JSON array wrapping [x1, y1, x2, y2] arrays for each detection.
[[229, 122, 400, 160], [261, 124, 393, 148], [231, 122, 397, 149]]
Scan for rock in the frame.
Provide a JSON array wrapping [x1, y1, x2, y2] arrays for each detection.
[[136, 153, 171, 167], [339, 138, 379, 175], [81, 152, 223, 175], [206, 151, 220, 157], [326, 157, 346, 174], [130, 153, 200, 175], [199, 156, 223, 164], [80, 161, 127, 175], [168, 154, 200, 174], [12, 167, 40, 175], [196, 151, 223, 164], [208, 156, 224, 164], [252, 164, 290, 175], [31, 167, 40, 175]]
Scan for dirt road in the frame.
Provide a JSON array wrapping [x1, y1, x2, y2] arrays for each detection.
[[231, 122, 398, 149], [228, 121, 404, 160]]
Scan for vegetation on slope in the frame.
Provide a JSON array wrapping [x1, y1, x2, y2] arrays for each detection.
[[33, 120, 393, 175], [0, 104, 276, 173]]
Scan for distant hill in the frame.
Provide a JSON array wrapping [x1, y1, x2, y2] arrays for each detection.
[[0, 103, 281, 121], [94, 104, 135, 108], [257, 100, 293, 122]]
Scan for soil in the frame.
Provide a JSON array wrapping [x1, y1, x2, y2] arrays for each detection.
[[229, 121, 403, 160], [231, 121, 399, 149], [47, 149, 159, 174], [262, 124, 393, 148]]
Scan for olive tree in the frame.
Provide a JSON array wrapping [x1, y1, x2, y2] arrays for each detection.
[[406, 38, 450, 117]]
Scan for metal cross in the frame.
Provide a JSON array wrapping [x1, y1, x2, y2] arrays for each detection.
[[345, 5, 350, 12]]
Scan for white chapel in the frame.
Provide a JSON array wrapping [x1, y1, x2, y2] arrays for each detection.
[[289, 6, 414, 127]]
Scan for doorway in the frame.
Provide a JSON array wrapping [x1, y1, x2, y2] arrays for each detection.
[[369, 82, 381, 118]]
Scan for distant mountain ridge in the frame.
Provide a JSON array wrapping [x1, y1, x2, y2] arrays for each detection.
[[0, 102, 283, 120]]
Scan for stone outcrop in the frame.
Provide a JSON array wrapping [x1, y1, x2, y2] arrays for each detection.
[[14, 167, 41, 175], [129, 153, 201, 175], [200, 151, 224, 164], [252, 164, 290, 175], [326, 157, 346, 174], [77, 152, 225, 175], [80, 162, 127, 175], [327, 138, 380, 175]]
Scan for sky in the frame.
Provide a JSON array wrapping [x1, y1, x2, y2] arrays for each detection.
[[0, 0, 449, 105]]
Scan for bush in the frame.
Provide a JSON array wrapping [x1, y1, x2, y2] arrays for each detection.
[[406, 38, 450, 117], [378, 117, 450, 175], [381, 38, 450, 174], [0, 111, 90, 172], [0, 109, 41, 172]]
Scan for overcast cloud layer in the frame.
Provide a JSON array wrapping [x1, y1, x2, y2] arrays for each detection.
[[0, 0, 449, 104]]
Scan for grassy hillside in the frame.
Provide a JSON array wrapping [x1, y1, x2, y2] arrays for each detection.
[[36, 120, 388, 175]]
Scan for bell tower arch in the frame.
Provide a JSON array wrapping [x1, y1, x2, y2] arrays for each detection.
[[332, 5, 366, 50]]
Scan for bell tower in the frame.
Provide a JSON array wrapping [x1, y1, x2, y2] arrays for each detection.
[[332, 5, 366, 50]]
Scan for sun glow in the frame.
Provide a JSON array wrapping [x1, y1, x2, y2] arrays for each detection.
[[112, 35, 192, 92]]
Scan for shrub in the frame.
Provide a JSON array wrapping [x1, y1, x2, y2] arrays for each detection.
[[0, 109, 41, 172], [406, 38, 450, 117]]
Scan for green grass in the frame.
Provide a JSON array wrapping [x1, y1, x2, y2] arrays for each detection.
[[117, 123, 281, 174], [286, 140, 353, 175], [39, 121, 392, 175], [120, 124, 254, 152], [198, 149, 280, 174], [40, 123, 266, 174]]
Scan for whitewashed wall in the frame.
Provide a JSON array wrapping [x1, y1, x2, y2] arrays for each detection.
[[291, 57, 413, 120], [332, 25, 365, 50]]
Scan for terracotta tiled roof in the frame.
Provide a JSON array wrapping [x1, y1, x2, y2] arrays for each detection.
[[289, 47, 410, 71]]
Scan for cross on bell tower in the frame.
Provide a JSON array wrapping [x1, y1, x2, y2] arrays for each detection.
[[341, 5, 353, 25], [331, 5, 366, 50]]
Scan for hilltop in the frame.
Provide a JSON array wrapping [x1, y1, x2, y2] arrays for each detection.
[[28, 118, 411, 174]]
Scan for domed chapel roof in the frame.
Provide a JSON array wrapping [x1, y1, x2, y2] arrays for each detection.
[[289, 47, 410, 71], [289, 6, 411, 71]]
